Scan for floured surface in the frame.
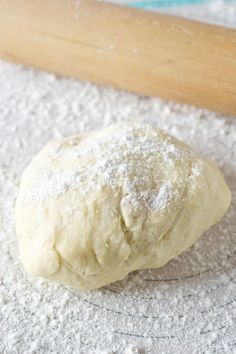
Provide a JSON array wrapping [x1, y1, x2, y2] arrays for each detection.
[[1, 62, 235, 354], [1, 5, 236, 348]]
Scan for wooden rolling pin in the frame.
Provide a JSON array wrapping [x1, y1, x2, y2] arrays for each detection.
[[0, 0, 236, 115]]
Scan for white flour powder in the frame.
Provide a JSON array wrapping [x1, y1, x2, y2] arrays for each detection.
[[20, 123, 192, 215], [0, 5, 236, 354]]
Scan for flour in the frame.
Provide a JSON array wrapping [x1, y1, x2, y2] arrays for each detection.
[[1, 4, 236, 354], [20, 123, 192, 216]]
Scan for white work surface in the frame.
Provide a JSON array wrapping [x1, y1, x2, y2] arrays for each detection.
[[1, 4, 236, 354]]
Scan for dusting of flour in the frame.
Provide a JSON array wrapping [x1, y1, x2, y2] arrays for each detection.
[[20, 123, 191, 215], [1, 5, 236, 353]]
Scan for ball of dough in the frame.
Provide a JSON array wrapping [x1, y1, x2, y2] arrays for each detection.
[[15, 123, 231, 290]]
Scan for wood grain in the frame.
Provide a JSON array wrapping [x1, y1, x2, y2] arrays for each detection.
[[0, 0, 236, 115]]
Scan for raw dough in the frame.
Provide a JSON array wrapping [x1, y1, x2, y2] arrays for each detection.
[[15, 123, 231, 290]]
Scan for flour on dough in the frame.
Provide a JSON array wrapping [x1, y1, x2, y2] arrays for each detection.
[[15, 123, 231, 290]]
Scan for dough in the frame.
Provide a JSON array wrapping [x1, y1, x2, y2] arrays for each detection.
[[15, 123, 231, 290]]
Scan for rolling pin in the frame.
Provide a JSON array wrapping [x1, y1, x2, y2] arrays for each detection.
[[0, 0, 236, 115]]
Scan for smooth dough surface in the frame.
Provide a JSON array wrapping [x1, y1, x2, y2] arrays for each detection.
[[15, 123, 231, 290]]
